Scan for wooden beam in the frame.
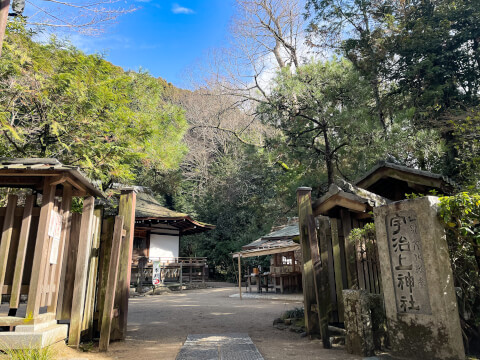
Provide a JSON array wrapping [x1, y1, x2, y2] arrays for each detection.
[[0, 194, 17, 294], [99, 216, 124, 351], [26, 182, 55, 319], [48, 184, 72, 315], [111, 190, 136, 341], [238, 256, 242, 300], [68, 196, 95, 348], [10, 195, 35, 309]]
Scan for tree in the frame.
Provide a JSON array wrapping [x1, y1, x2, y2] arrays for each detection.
[[0, 22, 188, 187], [260, 58, 376, 186]]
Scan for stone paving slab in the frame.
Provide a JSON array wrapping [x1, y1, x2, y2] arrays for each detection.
[[229, 293, 303, 301], [176, 333, 264, 360]]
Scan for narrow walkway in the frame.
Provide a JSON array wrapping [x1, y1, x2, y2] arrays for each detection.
[[103, 283, 363, 360], [176, 333, 264, 360]]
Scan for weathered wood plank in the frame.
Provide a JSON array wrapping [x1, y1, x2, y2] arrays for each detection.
[[41, 200, 58, 307], [297, 187, 319, 337], [99, 216, 124, 351], [68, 196, 95, 348], [83, 208, 103, 337], [57, 212, 81, 320], [313, 215, 331, 349], [96, 217, 114, 332], [48, 184, 72, 315], [0, 195, 18, 294], [111, 190, 136, 341], [10, 195, 35, 310], [340, 209, 357, 289], [26, 181, 56, 319], [331, 218, 344, 323]]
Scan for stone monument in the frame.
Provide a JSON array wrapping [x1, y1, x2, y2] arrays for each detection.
[[374, 196, 465, 360]]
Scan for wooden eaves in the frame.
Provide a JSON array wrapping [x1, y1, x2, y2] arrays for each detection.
[[0, 158, 104, 197], [233, 243, 300, 258], [312, 179, 389, 218]]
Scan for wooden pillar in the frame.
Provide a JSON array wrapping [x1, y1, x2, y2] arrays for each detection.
[[331, 218, 345, 322], [316, 216, 333, 348], [96, 217, 115, 330], [99, 216, 124, 352], [340, 209, 357, 288], [238, 255, 242, 300], [68, 196, 96, 348], [297, 187, 331, 348], [0, 194, 17, 296], [111, 190, 136, 341], [48, 184, 72, 315], [297, 187, 319, 337], [9, 194, 34, 312], [26, 181, 56, 319]]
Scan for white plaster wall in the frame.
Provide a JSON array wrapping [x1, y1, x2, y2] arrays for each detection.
[[149, 234, 179, 261]]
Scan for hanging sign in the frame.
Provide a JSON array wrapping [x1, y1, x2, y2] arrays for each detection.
[[48, 210, 63, 264], [152, 261, 161, 285]]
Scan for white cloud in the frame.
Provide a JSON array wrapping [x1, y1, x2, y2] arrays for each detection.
[[171, 3, 194, 14]]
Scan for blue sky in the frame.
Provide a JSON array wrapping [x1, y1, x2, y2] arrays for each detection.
[[69, 1, 235, 88]]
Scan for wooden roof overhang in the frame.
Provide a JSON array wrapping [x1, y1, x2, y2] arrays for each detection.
[[233, 243, 300, 258], [135, 216, 215, 236], [355, 161, 455, 201], [0, 158, 104, 197], [312, 181, 389, 219]]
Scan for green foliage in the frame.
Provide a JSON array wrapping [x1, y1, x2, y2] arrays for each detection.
[[0, 343, 53, 360], [438, 193, 480, 352], [0, 20, 188, 187], [281, 307, 304, 320], [348, 222, 376, 244]]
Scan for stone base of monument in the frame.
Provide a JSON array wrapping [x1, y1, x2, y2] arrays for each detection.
[[374, 196, 465, 360], [0, 320, 68, 349]]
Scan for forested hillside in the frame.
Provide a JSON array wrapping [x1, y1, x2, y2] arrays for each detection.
[[1, 0, 480, 280]]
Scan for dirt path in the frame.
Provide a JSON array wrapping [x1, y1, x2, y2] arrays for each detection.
[[57, 283, 362, 360]]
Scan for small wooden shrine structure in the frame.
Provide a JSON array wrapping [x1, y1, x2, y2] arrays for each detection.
[[233, 221, 302, 297], [0, 158, 136, 351], [132, 191, 214, 286], [297, 161, 456, 345]]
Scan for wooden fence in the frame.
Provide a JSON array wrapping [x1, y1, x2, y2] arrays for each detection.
[[0, 189, 135, 351]]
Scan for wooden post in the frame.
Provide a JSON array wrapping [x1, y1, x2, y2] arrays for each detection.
[[0, 194, 17, 296], [111, 190, 135, 341], [57, 213, 81, 320], [316, 216, 333, 348], [179, 262, 183, 291], [340, 209, 357, 288], [0, 0, 10, 57], [238, 255, 242, 300], [9, 194, 34, 312], [99, 216, 124, 352], [96, 217, 115, 331], [331, 218, 345, 322], [297, 187, 319, 337], [83, 207, 102, 338], [68, 196, 95, 348], [48, 184, 72, 315], [27, 181, 55, 319]]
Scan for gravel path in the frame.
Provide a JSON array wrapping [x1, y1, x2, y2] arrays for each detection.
[[55, 283, 363, 360]]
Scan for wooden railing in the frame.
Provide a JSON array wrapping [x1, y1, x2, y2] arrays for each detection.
[[271, 264, 301, 274]]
